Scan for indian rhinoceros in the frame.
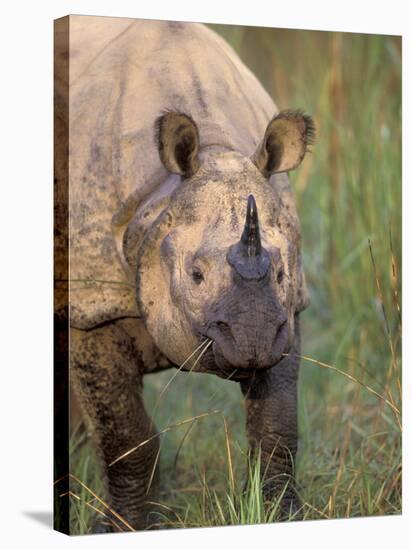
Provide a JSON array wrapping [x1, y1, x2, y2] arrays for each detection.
[[54, 15, 314, 531]]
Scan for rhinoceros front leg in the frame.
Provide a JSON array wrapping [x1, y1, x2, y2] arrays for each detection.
[[70, 322, 159, 532], [240, 317, 301, 519]]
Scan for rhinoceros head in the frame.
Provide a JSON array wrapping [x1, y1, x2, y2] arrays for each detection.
[[136, 110, 314, 379]]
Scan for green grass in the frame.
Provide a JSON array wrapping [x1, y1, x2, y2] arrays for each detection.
[[67, 27, 401, 533]]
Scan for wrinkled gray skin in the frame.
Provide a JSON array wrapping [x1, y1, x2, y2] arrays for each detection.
[[57, 16, 314, 531]]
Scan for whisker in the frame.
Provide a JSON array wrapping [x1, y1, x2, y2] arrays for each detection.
[[186, 339, 213, 378], [207, 368, 239, 405], [162, 339, 214, 469], [158, 338, 211, 401], [150, 338, 212, 427]]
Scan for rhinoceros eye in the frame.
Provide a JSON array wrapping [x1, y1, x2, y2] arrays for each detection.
[[192, 268, 204, 285], [277, 268, 285, 284]]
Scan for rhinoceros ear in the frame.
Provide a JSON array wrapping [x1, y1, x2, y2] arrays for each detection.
[[252, 110, 315, 177], [155, 112, 200, 178]]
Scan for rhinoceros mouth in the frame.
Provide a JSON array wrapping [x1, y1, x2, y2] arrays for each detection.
[[199, 318, 289, 375]]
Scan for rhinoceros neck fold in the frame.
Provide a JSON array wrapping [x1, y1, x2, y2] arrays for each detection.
[[198, 121, 238, 153]]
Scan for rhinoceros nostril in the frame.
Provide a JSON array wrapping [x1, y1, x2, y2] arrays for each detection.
[[215, 321, 232, 336], [209, 321, 235, 347]]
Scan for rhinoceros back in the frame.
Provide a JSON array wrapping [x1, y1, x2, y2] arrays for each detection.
[[61, 16, 283, 329]]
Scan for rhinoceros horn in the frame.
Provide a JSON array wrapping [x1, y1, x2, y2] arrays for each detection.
[[227, 195, 271, 281]]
